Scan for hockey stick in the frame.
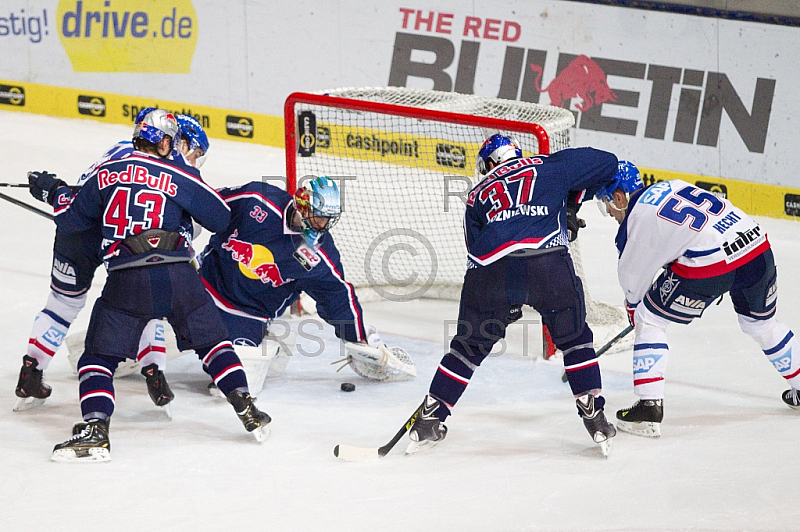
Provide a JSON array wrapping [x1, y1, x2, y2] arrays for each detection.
[[333, 400, 425, 461], [0, 190, 53, 220], [561, 324, 634, 383], [0, 183, 30, 187]]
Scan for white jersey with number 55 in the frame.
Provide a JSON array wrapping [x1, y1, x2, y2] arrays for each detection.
[[616, 179, 770, 305]]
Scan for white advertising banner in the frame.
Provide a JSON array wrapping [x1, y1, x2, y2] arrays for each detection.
[[1, 1, 797, 187]]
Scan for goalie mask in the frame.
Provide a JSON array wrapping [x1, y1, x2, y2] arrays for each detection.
[[476, 133, 523, 176], [133, 109, 181, 152], [595, 160, 642, 218], [293, 176, 341, 248]]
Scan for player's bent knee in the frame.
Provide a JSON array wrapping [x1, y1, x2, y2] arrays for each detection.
[[543, 305, 584, 345], [47, 291, 87, 323]]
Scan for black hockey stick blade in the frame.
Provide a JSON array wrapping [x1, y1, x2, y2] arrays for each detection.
[[333, 400, 425, 462], [0, 191, 53, 220], [561, 324, 634, 383]]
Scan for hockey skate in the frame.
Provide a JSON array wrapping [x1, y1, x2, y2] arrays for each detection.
[[227, 390, 271, 443], [51, 419, 111, 462], [141, 363, 175, 418], [576, 394, 616, 457], [405, 395, 448, 455], [782, 388, 800, 411], [13, 355, 52, 412], [616, 399, 663, 438]]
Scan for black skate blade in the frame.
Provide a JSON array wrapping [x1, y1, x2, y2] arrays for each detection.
[[13, 396, 46, 412], [51, 447, 111, 463]]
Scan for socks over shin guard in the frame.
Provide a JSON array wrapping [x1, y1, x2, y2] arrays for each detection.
[[198, 342, 248, 396], [77, 353, 119, 421]]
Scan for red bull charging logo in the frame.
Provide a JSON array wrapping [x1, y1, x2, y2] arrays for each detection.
[[221, 229, 288, 287], [529, 55, 617, 112]]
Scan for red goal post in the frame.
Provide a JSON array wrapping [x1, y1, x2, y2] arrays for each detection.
[[284, 91, 554, 193], [283, 87, 622, 356]]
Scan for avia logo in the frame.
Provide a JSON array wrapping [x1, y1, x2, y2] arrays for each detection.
[[633, 354, 663, 374], [771, 354, 792, 372], [674, 295, 705, 309], [529, 55, 616, 112], [53, 258, 76, 277]]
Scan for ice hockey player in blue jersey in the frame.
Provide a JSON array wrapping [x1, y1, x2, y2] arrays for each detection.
[[598, 161, 800, 437], [17, 110, 210, 414], [28, 109, 270, 461], [405, 133, 619, 457], [197, 176, 416, 389]]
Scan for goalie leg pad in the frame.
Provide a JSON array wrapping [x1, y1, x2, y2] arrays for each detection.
[[234, 343, 280, 395]]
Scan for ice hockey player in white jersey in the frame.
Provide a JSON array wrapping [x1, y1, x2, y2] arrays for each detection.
[[598, 161, 800, 437]]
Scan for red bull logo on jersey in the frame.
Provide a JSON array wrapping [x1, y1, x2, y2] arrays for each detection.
[[221, 230, 290, 287], [97, 164, 177, 196], [221, 229, 254, 265]]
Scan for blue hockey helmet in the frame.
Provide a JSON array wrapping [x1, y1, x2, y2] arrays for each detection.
[[176, 114, 210, 167], [177, 115, 210, 156], [595, 160, 643, 202], [133, 108, 180, 148], [293, 176, 342, 247], [134, 106, 157, 124], [476, 133, 523, 176]]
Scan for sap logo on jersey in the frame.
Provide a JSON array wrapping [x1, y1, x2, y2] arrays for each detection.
[[640, 181, 671, 206], [633, 354, 662, 374], [57, 0, 198, 73], [43, 326, 67, 347], [771, 354, 792, 372], [97, 164, 178, 196]]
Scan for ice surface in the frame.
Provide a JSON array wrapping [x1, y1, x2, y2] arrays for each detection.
[[1, 111, 799, 531]]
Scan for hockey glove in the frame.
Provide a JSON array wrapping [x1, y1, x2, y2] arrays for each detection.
[[625, 300, 638, 327], [566, 204, 586, 242], [28, 171, 66, 206]]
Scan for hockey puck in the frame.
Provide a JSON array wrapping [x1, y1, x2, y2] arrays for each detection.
[[341, 382, 356, 392]]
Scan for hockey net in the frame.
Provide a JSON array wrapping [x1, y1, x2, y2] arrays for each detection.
[[284, 87, 625, 353]]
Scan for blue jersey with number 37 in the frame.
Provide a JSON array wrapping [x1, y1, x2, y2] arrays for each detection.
[[464, 147, 618, 266]]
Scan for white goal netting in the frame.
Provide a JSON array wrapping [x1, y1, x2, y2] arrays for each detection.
[[285, 87, 624, 328]]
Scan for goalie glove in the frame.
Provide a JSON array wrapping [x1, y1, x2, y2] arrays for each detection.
[[335, 341, 417, 382]]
